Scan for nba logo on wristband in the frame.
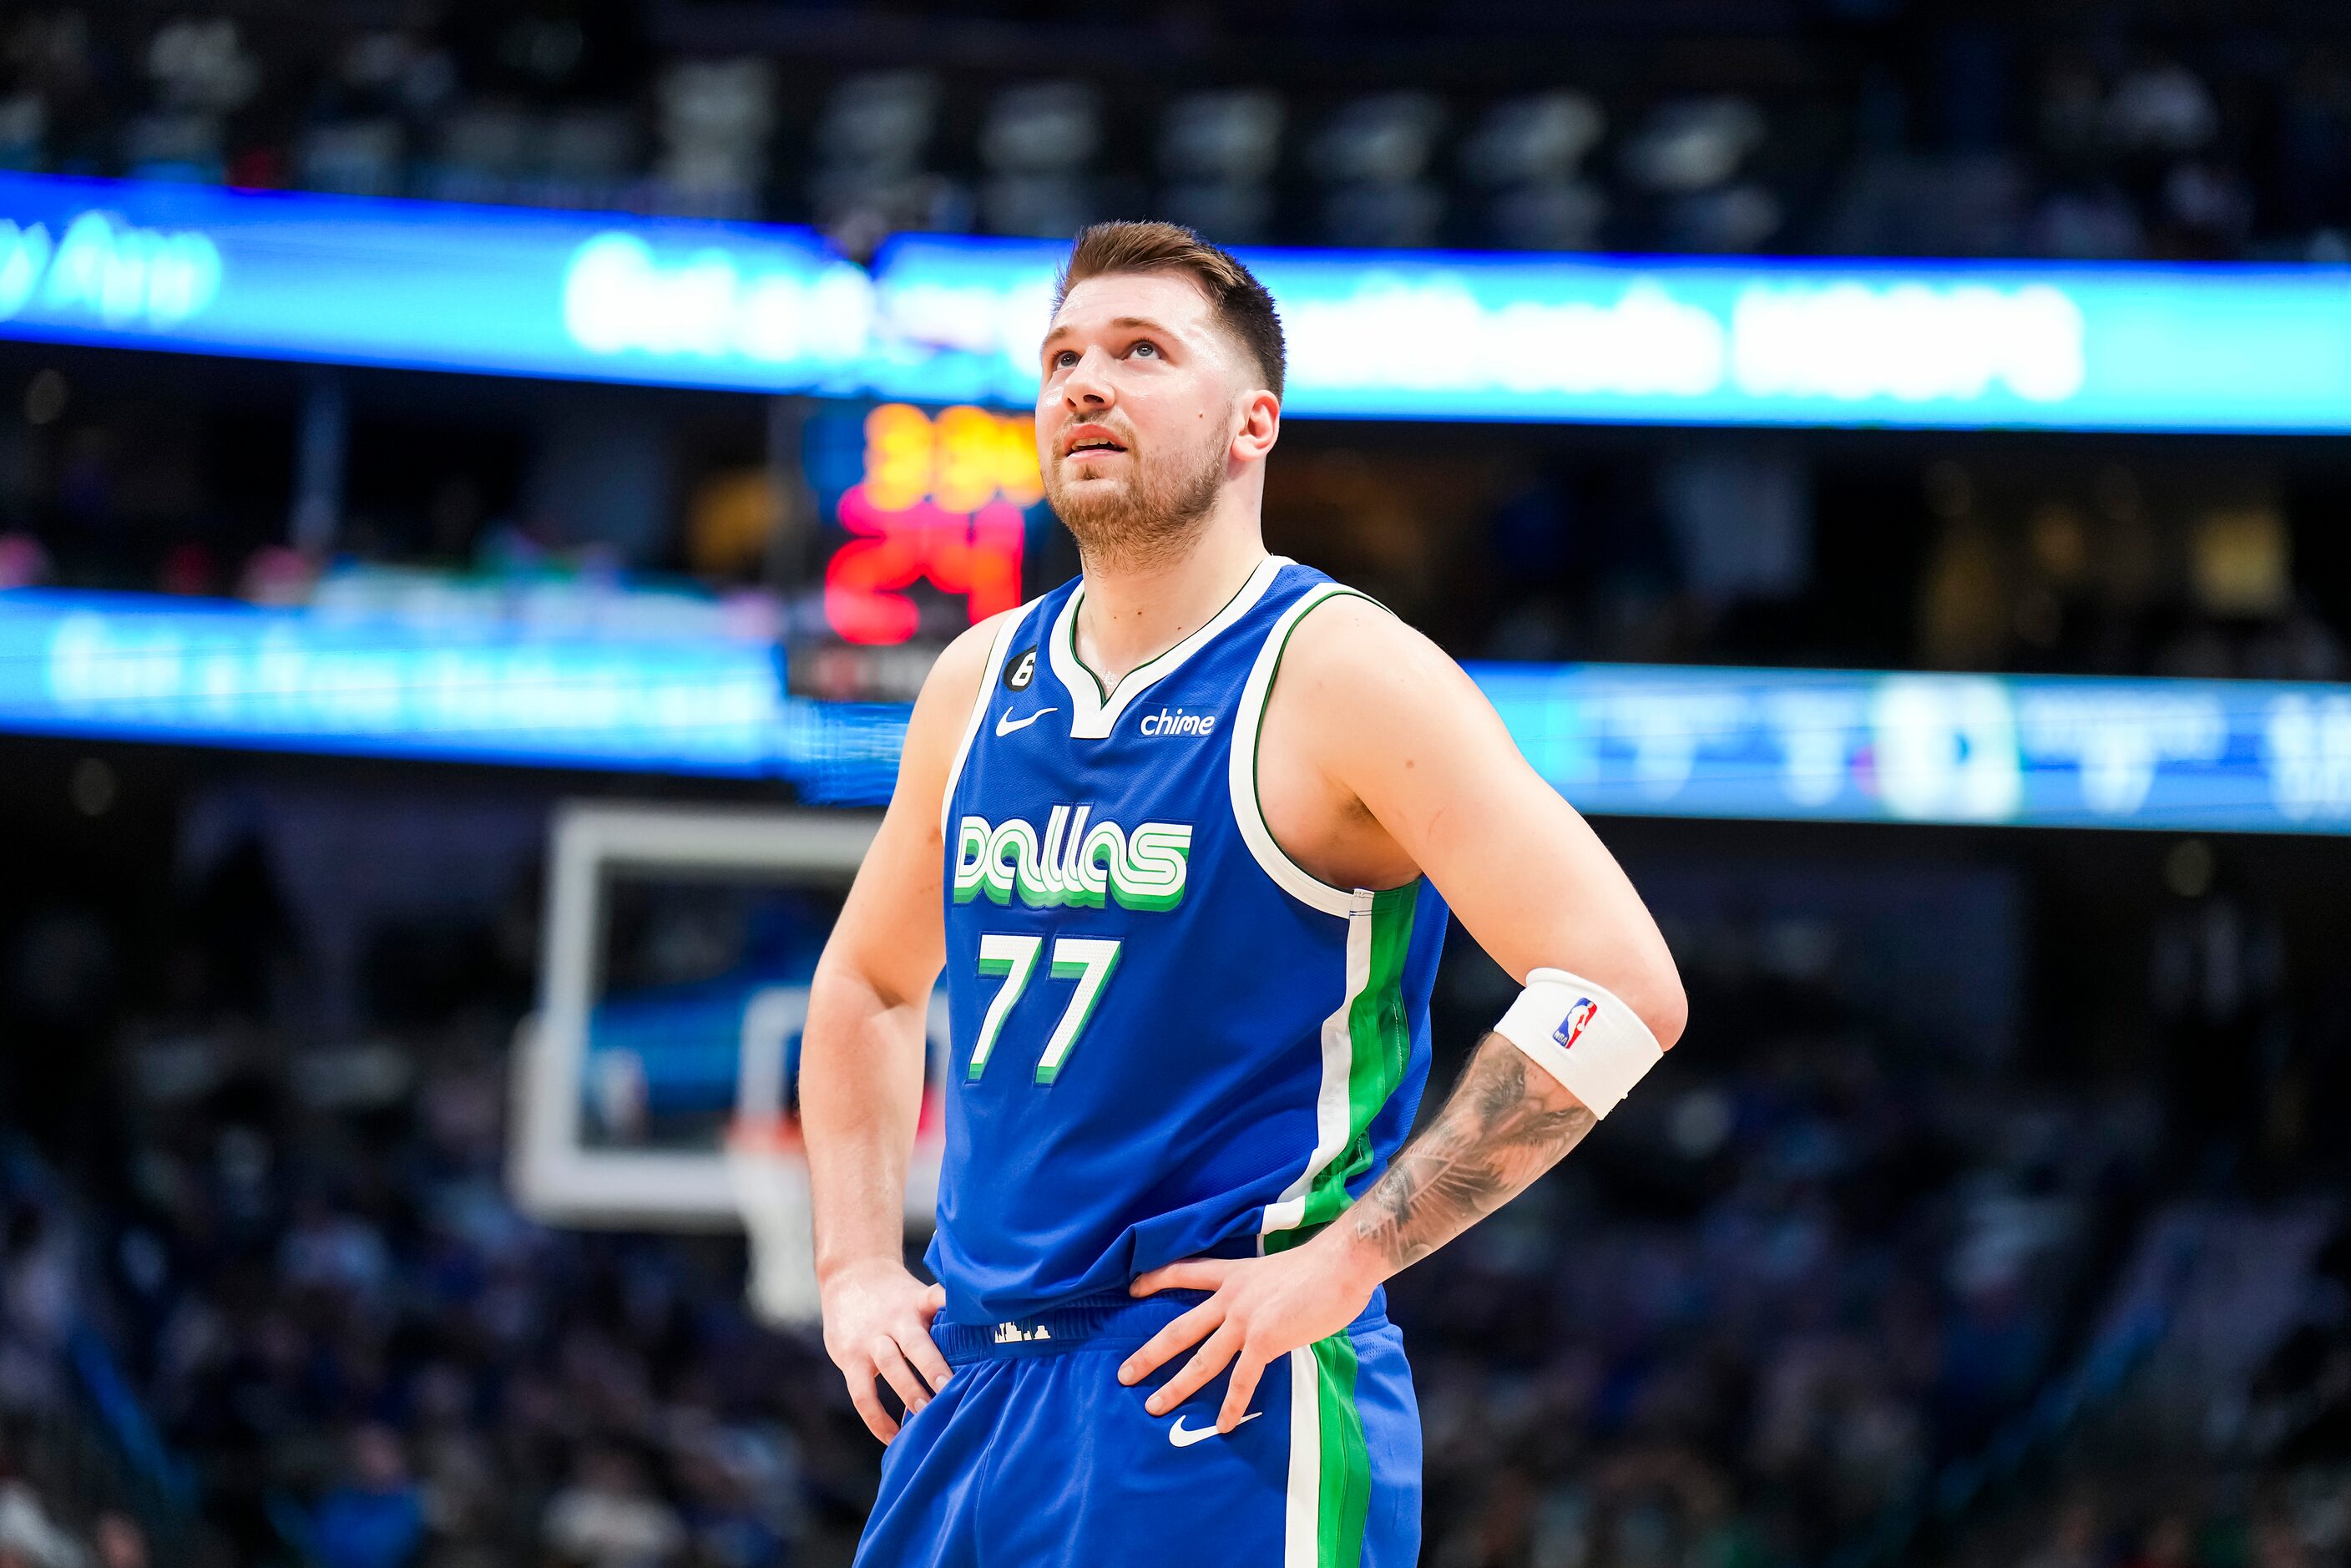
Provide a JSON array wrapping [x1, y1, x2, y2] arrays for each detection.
[[1499, 971, 1661, 1118], [1554, 997, 1600, 1052]]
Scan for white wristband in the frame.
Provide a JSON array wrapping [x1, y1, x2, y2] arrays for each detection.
[[1492, 968, 1662, 1118]]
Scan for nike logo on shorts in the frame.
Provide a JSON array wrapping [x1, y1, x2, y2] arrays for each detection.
[[996, 706, 1056, 736], [1168, 1412, 1261, 1448]]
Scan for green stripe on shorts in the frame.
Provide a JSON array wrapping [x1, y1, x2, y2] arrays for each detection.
[[1313, 1332, 1370, 1568]]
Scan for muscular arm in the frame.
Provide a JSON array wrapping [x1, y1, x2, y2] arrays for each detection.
[[801, 612, 1000, 1442], [1345, 1034, 1597, 1274], [1119, 598, 1681, 1429], [1289, 596, 1682, 1272]]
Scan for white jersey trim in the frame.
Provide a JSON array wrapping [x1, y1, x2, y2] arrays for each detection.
[[1260, 887, 1378, 1239], [1047, 554, 1288, 741], [939, 605, 1035, 842], [1227, 582, 1378, 919]]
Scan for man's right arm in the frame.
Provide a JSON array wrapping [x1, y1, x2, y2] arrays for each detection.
[[801, 613, 1003, 1444]]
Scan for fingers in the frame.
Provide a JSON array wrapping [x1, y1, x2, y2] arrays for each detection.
[[835, 1323, 951, 1446], [1145, 1321, 1241, 1417], [843, 1366, 899, 1444], [1219, 1350, 1269, 1433], [903, 1323, 954, 1395], [1117, 1297, 1223, 1386], [1130, 1258, 1233, 1297], [870, 1336, 933, 1419], [821, 1268, 957, 1446]]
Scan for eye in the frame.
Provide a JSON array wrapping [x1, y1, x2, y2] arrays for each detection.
[[1051, 349, 1079, 369], [1130, 341, 1160, 359]]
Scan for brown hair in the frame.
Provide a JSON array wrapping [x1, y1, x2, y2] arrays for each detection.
[[1053, 220, 1287, 398]]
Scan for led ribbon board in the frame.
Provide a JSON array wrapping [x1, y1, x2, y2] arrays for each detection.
[[6, 589, 2351, 832], [5, 174, 2351, 428], [1471, 664, 2351, 832], [0, 588, 902, 798], [870, 234, 2351, 430], [0, 172, 868, 388]]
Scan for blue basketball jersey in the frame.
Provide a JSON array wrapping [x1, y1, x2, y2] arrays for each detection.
[[931, 555, 1449, 1323]]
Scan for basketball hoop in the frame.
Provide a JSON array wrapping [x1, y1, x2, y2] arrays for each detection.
[[511, 804, 950, 1329], [726, 1115, 819, 1328]]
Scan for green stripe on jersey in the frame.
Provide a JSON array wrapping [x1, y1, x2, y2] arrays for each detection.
[[1269, 883, 1418, 1252]]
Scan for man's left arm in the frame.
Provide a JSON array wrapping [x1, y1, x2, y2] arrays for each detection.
[[1116, 599, 1686, 1429]]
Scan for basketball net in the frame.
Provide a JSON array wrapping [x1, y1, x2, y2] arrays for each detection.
[[725, 1115, 820, 1328]]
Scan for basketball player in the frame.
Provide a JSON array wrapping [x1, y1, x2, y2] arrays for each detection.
[[801, 221, 1686, 1566]]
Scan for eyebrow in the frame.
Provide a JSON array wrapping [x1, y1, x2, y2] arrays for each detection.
[[1039, 315, 1178, 355]]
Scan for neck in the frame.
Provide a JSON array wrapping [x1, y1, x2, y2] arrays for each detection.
[[1072, 505, 1268, 689]]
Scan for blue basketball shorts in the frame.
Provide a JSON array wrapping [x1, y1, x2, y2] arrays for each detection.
[[852, 1290, 1422, 1568]]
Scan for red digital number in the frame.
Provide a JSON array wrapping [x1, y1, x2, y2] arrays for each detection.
[[822, 405, 1037, 645], [824, 487, 1024, 645]]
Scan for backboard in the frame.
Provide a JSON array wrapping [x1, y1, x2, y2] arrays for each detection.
[[508, 802, 946, 1321]]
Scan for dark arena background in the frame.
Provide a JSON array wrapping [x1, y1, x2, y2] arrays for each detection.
[[6, 3, 2351, 1565]]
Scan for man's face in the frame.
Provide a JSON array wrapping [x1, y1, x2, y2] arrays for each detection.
[[1034, 271, 1250, 567]]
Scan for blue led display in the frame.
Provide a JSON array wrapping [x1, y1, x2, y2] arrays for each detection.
[[1472, 664, 2351, 832], [7, 589, 2351, 833], [7, 174, 2351, 430], [0, 587, 797, 775], [0, 172, 867, 390], [871, 234, 2351, 431]]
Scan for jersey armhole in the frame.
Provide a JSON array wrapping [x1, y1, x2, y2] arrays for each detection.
[[1226, 584, 1402, 918], [939, 607, 1033, 842]]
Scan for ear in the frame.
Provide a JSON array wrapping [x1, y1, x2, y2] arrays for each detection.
[[1230, 387, 1281, 464]]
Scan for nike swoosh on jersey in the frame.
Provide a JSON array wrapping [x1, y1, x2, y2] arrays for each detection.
[[1168, 1411, 1261, 1448], [995, 706, 1058, 736]]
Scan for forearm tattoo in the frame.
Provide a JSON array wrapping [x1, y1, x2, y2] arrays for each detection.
[[1347, 1032, 1598, 1272]]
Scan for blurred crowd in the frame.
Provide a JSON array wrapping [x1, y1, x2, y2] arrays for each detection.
[[119, 1039, 849, 1568], [2, 1, 2349, 261], [1397, 1036, 2110, 1565], [3, 1021, 860, 1568], [1456, 448, 2351, 682]]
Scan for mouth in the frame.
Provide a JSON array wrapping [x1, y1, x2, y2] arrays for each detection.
[[1060, 427, 1129, 460]]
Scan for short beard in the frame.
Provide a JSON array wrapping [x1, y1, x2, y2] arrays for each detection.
[[1044, 430, 1226, 575]]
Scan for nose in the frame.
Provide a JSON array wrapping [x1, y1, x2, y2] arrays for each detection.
[[1059, 344, 1116, 411]]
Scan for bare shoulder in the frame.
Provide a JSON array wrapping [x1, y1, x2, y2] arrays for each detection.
[[1276, 591, 1480, 725], [1266, 588, 1520, 797], [1255, 587, 1517, 888]]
